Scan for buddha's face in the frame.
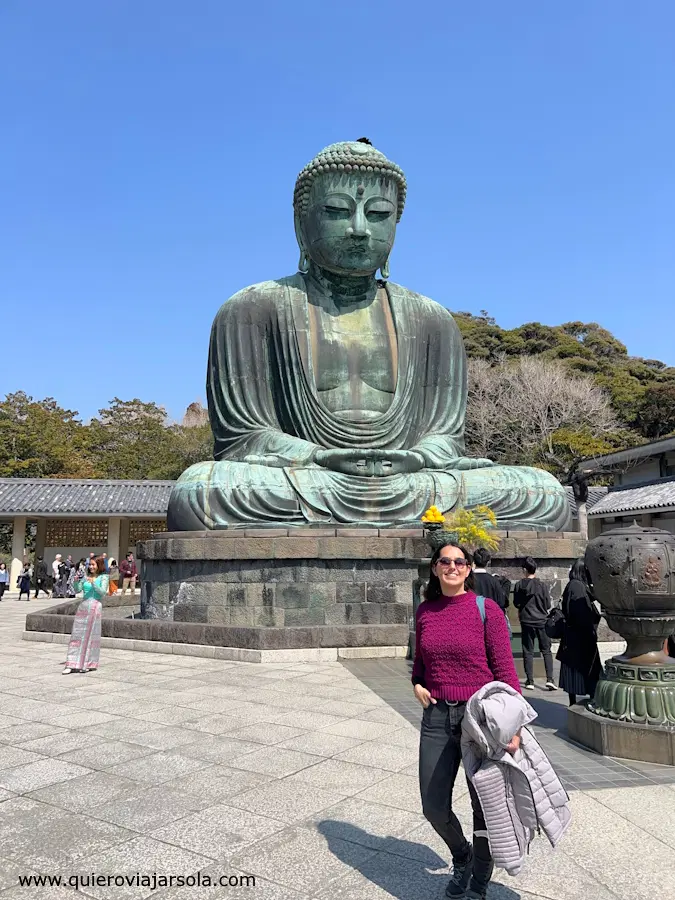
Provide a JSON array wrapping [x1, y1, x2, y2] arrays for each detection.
[[299, 173, 397, 276]]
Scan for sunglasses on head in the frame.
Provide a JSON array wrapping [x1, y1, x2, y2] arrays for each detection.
[[435, 556, 470, 570]]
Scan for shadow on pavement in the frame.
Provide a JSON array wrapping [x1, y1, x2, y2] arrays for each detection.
[[317, 820, 523, 899]]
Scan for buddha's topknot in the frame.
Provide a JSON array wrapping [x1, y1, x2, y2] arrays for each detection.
[[293, 140, 407, 222]]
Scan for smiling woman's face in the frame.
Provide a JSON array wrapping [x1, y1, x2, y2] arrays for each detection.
[[299, 173, 398, 276], [432, 545, 471, 595]]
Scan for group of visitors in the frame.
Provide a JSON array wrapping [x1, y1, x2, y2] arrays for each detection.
[[0, 551, 137, 601], [469, 549, 602, 703], [411, 543, 608, 898]]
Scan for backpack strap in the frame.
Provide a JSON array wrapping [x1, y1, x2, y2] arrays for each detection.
[[475, 595, 486, 624]]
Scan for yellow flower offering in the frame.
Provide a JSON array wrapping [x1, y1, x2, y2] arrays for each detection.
[[421, 505, 445, 524]]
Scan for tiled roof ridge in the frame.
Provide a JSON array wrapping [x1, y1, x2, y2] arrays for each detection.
[[0, 477, 176, 486]]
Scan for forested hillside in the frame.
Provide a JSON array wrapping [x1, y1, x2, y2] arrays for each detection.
[[455, 312, 675, 441]]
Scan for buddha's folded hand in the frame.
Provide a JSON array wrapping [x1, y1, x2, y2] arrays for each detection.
[[243, 454, 287, 468], [315, 448, 425, 477], [449, 457, 496, 470]]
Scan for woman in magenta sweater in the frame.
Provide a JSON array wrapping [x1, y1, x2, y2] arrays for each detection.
[[412, 542, 522, 900]]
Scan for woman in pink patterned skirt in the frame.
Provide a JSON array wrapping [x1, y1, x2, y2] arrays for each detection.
[[63, 556, 107, 674]]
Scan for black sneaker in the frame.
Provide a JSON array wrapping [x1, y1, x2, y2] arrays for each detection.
[[524, 682, 535, 691], [445, 846, 473, 897], [465, 890, 487, 900]]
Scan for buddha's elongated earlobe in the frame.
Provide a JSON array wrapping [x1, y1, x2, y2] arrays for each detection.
[[379, 257, 390, 280], [298, 249, 310, 274], [294, 215, 310, 274]]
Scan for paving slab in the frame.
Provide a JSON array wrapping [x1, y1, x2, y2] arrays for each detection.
[[105, 751, 213, 786], [0, 757, 92, 793], [229, 825, 377, 896], [333, 740, 417, 772], [28, 770, 142, 812], [151, 803, 286, 860], [57, 739, 155, 770], [152, 868, 311, 900], [166, 765, 272, 803], [225, 745, 324, 777], [74, 835, 213, 900], [284, 758, 390, 796], [225, 778, 344, 823], [89, 784, 211, 832]]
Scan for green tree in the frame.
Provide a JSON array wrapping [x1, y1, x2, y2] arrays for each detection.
[[636, 383, 675, 439], [0, 392, 93, 478], [456, 311, 675, 445], [83, 398, 215, 480], [84, 398, 178, 479]]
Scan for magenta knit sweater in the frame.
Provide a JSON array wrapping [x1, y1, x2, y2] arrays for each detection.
[[411, 591, 522, 702]]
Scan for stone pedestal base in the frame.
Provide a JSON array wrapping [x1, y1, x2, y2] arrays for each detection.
[[568, 703, 675, 765], [137, 529, 421, 652]]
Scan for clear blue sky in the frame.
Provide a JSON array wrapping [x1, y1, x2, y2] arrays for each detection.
[[2, 2, 674, 423]]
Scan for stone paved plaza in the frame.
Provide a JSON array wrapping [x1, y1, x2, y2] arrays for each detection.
[[0, 596, 673, 900]]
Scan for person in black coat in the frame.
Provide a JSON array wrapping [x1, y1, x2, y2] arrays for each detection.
[[471, 548, 508, 611], [557, 559, 602, 707]]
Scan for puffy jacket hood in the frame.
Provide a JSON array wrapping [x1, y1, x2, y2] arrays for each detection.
[[462, 681, 537, 758]]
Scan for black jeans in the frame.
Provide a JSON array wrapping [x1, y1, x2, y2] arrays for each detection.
[[419, 700, 493, 891], [34, 580, 50, 598], [521, 624, 554, 682]]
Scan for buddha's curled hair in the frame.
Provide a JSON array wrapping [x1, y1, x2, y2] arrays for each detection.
[[294, 140, 407, 222]]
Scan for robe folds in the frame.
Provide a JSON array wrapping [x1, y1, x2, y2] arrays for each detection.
[[168, 274, 570, 530]]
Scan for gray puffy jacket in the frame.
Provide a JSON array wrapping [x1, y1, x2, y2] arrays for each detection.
[[461, 682, 571, 876]]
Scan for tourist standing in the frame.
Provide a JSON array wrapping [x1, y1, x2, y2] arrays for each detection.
[[17, 563, 31, 600], [108, 559, 119, 595], [0, 562, 8, 600], [34, 556, 51, 598], [51, 554, 63, 597], [472, 548, 508, 611], [63, 556, 107, 674], [119, 552, 138, 595], [412, 542, 522, 900], [557, 559, 602, 707], [66, 557, 78, 598], [514, 557, 556, 691]]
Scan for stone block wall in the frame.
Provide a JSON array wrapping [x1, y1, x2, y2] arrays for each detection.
[[138, 531, 420, 634]]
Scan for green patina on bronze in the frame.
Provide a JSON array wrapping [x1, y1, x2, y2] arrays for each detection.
[[168, 139, 570, 530], [586, 524, 675, 727]]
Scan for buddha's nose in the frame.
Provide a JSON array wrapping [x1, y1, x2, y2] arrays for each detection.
[[346, 206, 371, 239]]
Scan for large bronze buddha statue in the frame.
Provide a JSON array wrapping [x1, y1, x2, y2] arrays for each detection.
[[168, 139, 569, 531]]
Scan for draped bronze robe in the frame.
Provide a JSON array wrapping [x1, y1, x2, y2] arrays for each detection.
[[168, 274, 569, 530]]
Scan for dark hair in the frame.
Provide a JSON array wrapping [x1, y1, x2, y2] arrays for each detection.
[[424, 542, 475, 602], [569, 558, 591, 586], [522, 556, 537, 575], [91, 556, 106, 575], [473, 547, 491, 568], [127, 552, 134, 558]]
